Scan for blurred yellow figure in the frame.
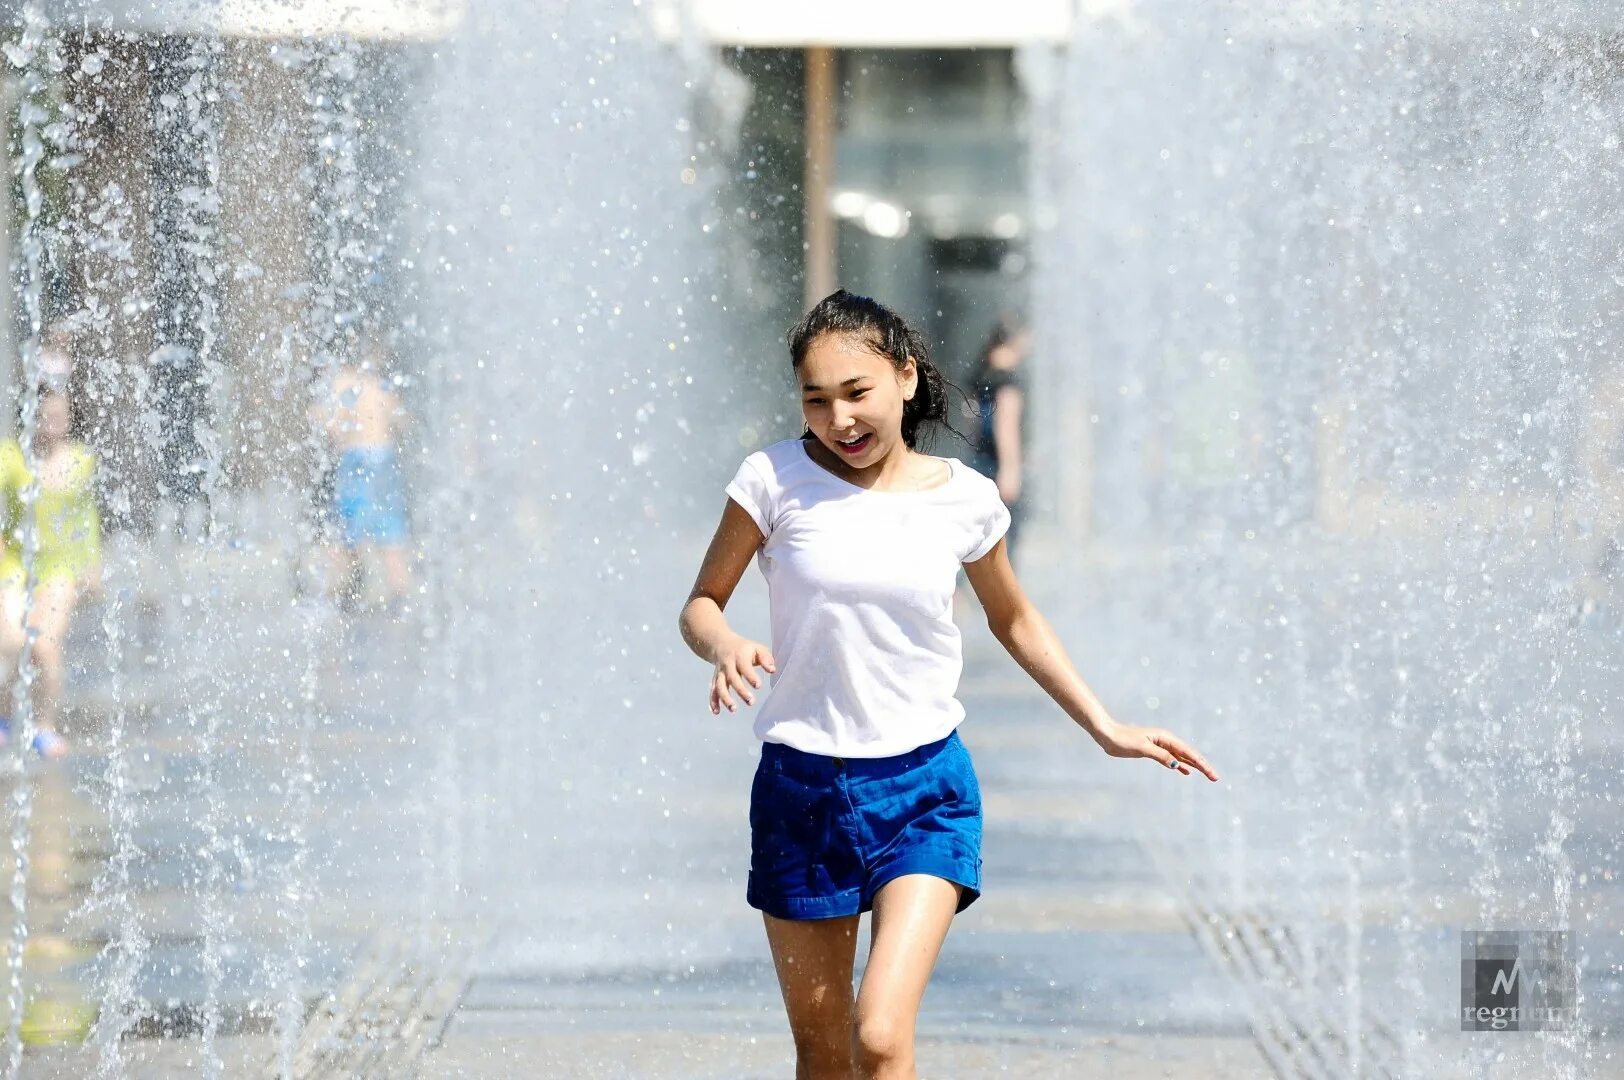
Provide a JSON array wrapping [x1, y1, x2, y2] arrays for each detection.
[[0, 388, 100, 757]]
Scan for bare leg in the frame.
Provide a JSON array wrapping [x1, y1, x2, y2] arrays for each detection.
[[763, 912, 860, 1080], [853, 876, 961, 1080], [380, 544, 411, 601], [28, 578, 77, 747], [0, 585, 25, 711]]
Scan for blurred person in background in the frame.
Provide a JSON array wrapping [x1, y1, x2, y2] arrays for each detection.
[[310, 337, 414, 615], [968, 317, 1031, 566], [0, 381, 102, 758]]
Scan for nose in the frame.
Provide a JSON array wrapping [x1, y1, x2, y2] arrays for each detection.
[[830, 401, 856, 429]]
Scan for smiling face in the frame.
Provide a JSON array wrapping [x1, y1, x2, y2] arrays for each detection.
[[797, 332, 917, 468]]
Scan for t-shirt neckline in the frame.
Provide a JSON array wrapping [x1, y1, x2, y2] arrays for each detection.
[[797, 438, 955, 496]]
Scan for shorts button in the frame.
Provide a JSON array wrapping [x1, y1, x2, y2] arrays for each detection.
[[832, 756, 844, 768]]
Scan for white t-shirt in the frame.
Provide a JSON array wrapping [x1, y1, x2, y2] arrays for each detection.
[[725, 437, 1011, 758]]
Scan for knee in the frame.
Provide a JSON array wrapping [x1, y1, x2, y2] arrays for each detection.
[[788, 1011, 849, 1060], [789, 1028, 852, 1078], [30, 637, 62, 667], [787, 1000, 854, 1073], [853, 1013, 911, 1070]]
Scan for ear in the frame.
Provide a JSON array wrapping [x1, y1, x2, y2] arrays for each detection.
[[900, 356, 918, 401]]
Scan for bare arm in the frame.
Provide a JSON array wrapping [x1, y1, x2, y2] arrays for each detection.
[[679, 499, 777, 713], [963, 540, 1219, 781], [992, 384, 1023, 501]]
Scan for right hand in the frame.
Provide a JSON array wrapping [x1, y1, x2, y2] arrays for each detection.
[[710, 636, 776, 715]]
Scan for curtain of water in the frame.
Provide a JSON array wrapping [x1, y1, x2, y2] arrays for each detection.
[[0, 0, 738, 1070], [4, 5, 50, 1072], [236, 36, 321, 1071], [408, 3, 739, 983], [263, 35, 369, 1063], [149, 32, 231, 1074], [76, 37, 150, 1076], [1042, 3, 1614, 1074]]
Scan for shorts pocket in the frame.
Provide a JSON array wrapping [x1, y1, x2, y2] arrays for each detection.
[[750, 768, 819, 857], [947, 739, 982, 807]]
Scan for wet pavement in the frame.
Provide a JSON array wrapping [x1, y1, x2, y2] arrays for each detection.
[[419, 535, 1624, 1080], [0, 550, 436, 1076], [0, 533, 1617, 1076], [420, 552, 1273, 1078]]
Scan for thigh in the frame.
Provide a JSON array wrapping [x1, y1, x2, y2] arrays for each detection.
[[856, 874, 960, 1025], [27, 578, 76, 648], [763, 911, 859, 1039], [0, 584, 23, 651]]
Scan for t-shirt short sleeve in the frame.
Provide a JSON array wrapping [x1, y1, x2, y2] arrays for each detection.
[[961, 486, 1012, 563], [725, 453, 775, 538], [979, 368, 1023, 396]]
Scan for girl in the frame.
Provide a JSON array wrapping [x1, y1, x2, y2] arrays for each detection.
[[0, 386, 101, 758], [678, 290, 1218, 1080]]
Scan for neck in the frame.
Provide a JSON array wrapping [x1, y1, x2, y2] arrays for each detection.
[[813, 436, 915, 487]]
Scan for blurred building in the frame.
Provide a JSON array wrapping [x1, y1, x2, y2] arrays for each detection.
[[0, 1, 1087, 533], [659, 1, 1070, 408]]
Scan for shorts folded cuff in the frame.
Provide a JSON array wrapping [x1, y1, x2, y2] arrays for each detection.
[[867, 854, 983, 913], [747, 885, 863, 921]]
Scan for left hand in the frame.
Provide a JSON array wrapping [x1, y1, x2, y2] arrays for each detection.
[[1094, 722, 1219, 781]]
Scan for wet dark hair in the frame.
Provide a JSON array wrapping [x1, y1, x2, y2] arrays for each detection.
[[788, 289, 960, 450]]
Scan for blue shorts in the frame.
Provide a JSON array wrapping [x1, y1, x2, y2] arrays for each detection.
[[334, 447, 408, 547], [747, 730, 984, 921]]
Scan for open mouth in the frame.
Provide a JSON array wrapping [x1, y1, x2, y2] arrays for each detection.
[[834, 432, 873, 455]]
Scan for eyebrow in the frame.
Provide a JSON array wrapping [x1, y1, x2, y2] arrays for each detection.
[[800, 376, 872, 392]]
